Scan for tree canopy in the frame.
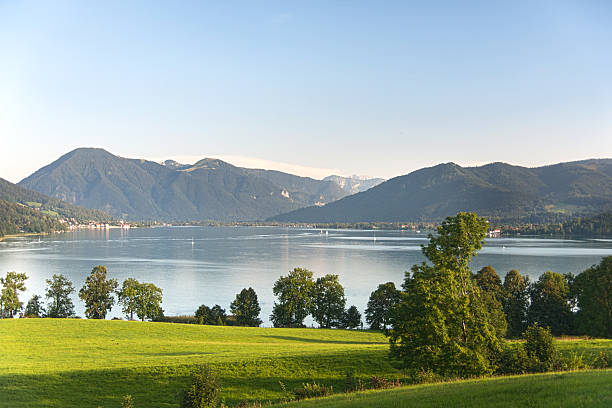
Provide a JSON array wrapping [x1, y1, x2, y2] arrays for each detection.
[[79, 265, 118, 319], [270, 268, 314, 328], [0, 271, 28, 318], [229, 287, 262, 327], [311, 274, 346, 328], [45, 274, 75, 318], [389, 212, 501, 377]]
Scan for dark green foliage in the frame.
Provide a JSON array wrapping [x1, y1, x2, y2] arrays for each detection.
[[365, 282, 401, 331], [45, 274, 75, 318], [343, 306, 362, 329], [474, 266, 503, 300], [230, 288, 262, 327], [528, 271, 574, 335], [497, 343, 529, 375], [270, 268, 314, 328], [195, 305, 212, 325], [523, 323, 557, 372], [389, 212, 502, 378], [0, 272, 28, 318], [19, 148, 348, 222], [502, 270, 530, 338], [78, 266, 118, 319], [24, 295, 45, 317], [181, 366, 220, 408], [474, 266, 507, 338], [116, 278, 163, 322], [572, 256, 612, 338], [271, 159, 612, 224], [116, 278, 140, 320], [293, 382, 332, 400], [311, 274, 346, 328], [153, 315, 198, 324], [134, 282, 163, 322], [0, 199, 66, 237], [194, 305, 226, 325]]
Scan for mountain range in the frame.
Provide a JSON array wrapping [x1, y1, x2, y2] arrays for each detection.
[[15, 148, 612, 224], [270, 160, 612, 224], [19, 148, 363, 221]]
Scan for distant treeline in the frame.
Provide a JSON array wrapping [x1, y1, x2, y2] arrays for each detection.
[[0, 199, 67, 237], [502, 211, 612, 237]]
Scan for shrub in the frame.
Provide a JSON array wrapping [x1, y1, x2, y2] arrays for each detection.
[[294, 382, 332, 400], [121, 395, 134, 408], [498, 343, 529, 375], [154, 315, 199, 324], [592, 352, 610, 369], [181, 366, 220, 408], [523, 323, 556, 372], [370, 376, 401, 389], [555, 352, 587, 371]]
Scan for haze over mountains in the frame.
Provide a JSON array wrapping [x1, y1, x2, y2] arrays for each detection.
[[271, 160, 612, 223], [19, 148, 365, 221]]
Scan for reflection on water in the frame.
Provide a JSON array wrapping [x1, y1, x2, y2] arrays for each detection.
[[1, 227, 611, 326]]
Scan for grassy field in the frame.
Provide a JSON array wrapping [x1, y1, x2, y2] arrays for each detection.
[[1, 319, 611, 408], [277, 370, 612, 408]]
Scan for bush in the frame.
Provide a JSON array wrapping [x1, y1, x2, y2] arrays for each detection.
[[121, 395, 134, 408], [498, 343, 529, 375], [592, 352, 610, 369], [370, 376, 401, 389], [182, 366, 220, 408], [524, 323, 556, 372], [294, 382, 332, 400], [555, 352, 587, 371], [154, 315, 199, 324]]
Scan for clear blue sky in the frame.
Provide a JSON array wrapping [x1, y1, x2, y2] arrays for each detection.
[[1, 1, 611, 182]]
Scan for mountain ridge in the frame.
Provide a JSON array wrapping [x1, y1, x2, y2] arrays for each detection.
[[270, 159, 612, 224], [19, 148, 351, 221]]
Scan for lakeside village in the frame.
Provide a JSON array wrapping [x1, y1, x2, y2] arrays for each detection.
[[61, 219, 132, 231]]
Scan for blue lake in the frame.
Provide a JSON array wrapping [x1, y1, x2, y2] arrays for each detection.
[[1, 227, 611, 325]]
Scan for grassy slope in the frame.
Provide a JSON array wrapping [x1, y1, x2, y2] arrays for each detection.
[[0, 319, 394, 408], [1, 320, 611, 408], [277, 370, 612, 408]]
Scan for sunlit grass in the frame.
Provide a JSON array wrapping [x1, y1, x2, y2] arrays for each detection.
[[1, 319, 611, 407]]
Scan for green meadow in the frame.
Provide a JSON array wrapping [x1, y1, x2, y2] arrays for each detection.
[[278, 370, 612, 408], [1, 319, 611, 408]]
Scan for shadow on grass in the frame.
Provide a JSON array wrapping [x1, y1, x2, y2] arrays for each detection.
[[0, 349, 397, 408], [264, 335, 387, 345]]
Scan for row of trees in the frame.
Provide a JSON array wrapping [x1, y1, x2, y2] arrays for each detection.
[[269, 268, 362, 329], [0, 267, 163, 321], [382, 212, 612, 379]]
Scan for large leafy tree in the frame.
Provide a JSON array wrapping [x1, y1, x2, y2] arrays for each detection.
[[474, 266, 507, 338], [365, 282, 401, 331], [134, 282, 163, 321], [0, 271, 28, 318], [116, 278, 141, 320], [270, 268, 314, 328], [311, 274, 346, 328], [45, 274, 75, 318], [79, 265, 118, 319], [572, 256, 612, 338], [389, 212, 501, 377], [230, 287, 262, 327], [502, 269, 530, 338], [528, 271, 573, 335]]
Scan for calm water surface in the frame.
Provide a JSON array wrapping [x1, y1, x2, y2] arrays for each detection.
[[1, 227, 611, 325]]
